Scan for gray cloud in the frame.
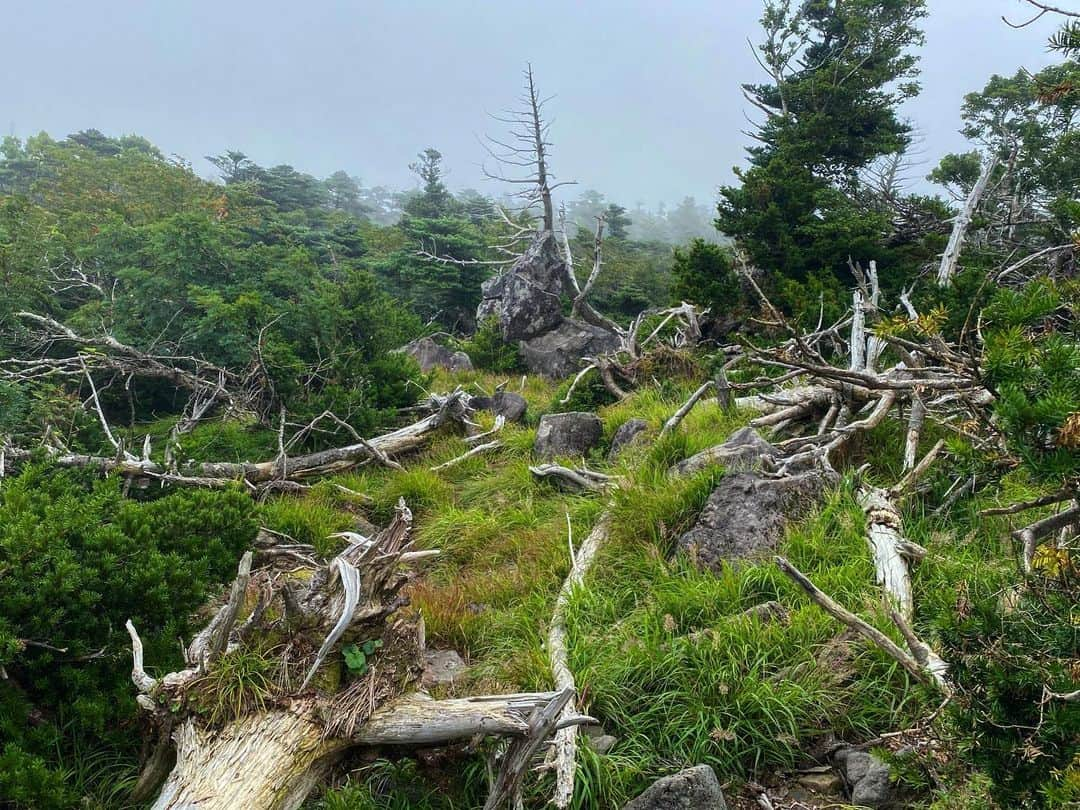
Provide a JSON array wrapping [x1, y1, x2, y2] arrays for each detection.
[[4, 0, 1064, 208]]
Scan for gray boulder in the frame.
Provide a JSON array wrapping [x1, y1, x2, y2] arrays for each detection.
[[421, 649, 468, 687], [623, 765, 727, 810], [534, 412, 603, 459], [677, 468, 832, 571], [471, 391, 528, 423], [398, 337, 473, 373], [477, 232, 567, 341], [835, 749, 897, 808], [672, 426, 777, 477], [520, 318, 621, 378], [609, 417, 649, 460]]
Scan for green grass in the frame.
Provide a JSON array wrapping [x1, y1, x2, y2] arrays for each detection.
[[274, 369, 1016, 809]]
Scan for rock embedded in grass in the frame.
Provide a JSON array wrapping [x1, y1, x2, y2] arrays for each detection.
[[533, 411, 603, 458], [677, 468, 832, 571], [397, 336, 473, 373], [520, 318, 621, 378], [608, 417, 649, 460], [671, 426, 777, 477], [471, 391, 528, 423], [835, 749, 897, 808], [622, 764, 728, 809]]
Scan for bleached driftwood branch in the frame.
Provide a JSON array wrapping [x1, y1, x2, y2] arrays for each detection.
[[546, 513, 611, 807], [775, 556, 950, 692], [858, 487, 915, 620], [6, 390, 473, 491], [529, 464, 616, 492], [936, 154, 999, 287]]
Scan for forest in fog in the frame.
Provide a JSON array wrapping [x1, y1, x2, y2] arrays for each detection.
[[0, 1, 1078, 809]]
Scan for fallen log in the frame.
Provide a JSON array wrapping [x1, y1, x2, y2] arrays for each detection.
[[5, 391, 472, 490], [129, 500, 591, 809], [857, 487, 915, 621]]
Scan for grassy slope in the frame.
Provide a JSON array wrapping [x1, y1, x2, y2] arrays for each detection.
[[246, 369, 1021, 810]]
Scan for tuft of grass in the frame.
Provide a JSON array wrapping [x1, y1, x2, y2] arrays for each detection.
[[561, 481, 938, 806], [247, 368, 1016, 808], [189, 644, 277, 727], [259, 490, 356, 555]]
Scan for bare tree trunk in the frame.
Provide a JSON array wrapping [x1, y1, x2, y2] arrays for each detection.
[[937, 154, 999, 287], [858, 487, 915, 621], [151, 711, 342, 810]]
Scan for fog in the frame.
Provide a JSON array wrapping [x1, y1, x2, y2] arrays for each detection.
[[3, 0, 1064, 206]]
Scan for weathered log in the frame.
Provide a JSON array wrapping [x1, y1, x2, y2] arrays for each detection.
[[129, 497, 593, 809], [148, 691, 594, 810], [858, 488, 914, 620], [7, 391, 472, 489]]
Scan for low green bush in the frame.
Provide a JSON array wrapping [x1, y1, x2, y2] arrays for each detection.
[[0, 467, 256, 808]]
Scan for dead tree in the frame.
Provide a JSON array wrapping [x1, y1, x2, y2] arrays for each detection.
[[3, 391, 475, 493], [482, 63, 568, 232], [936, 153, 999, 286], [127, 501, 593, 809], [4, 312, 255, 415]]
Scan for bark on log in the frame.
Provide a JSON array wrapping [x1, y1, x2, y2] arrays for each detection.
[[150, 692, 588, 810]]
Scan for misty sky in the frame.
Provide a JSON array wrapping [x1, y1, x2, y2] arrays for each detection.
[[4, 1, 1065, 208]]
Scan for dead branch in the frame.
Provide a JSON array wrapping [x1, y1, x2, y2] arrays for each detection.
[[546, 513, 611, 807], [775, 556, 950, 692], [430, 440, 502, 472], [660, 380, 715, 438], [529, 464, 616, 492], [6, 390, 473, 490], [1015, 503, 1080, 573], [937, 154, 999, 286]]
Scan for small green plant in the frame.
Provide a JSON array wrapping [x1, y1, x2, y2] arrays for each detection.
[[342, 639, 384, 676], [190, 645, 277, 727], [456, 317, 524, 373]]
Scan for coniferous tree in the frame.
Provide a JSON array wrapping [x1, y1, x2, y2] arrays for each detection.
[[718, 0, 929, 300]]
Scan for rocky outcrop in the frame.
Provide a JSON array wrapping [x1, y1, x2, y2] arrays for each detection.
[[835, 748, 898, 808], [677, 468, 832, 571], [471, 391, 528, 423], [520, 318, 621, 379], [398, 337, 473, 373], [534, 412, 603, 459], [477, 232, 567, 342], [608, 417, 649, 460], [476, 230, 621, 378], [622, 765, 728, 810]]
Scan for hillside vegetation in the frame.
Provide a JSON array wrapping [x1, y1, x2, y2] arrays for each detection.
[[1, 2, 1078, 809]]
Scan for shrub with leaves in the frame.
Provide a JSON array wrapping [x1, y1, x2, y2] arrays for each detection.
[[0, 467, 256, 808], [983, 280, 1080, 480]]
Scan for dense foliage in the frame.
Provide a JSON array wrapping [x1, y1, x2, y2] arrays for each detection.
[[0, 468, 256, 808], [2, 3, 1079, 808], [711, 0, 947, 318]]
